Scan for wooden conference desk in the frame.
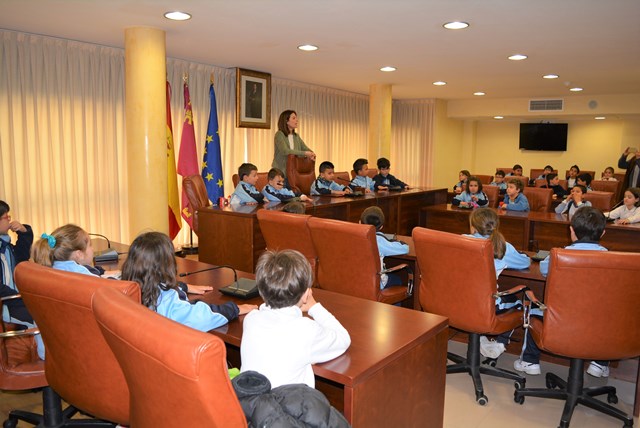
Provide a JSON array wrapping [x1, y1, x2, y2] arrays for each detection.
[[199, 187, 447, 272], [421, 204, 640, 252], [173, 257, 449, 428]]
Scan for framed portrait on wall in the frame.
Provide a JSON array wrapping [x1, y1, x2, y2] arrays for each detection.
[[236, 68, 271, 128]]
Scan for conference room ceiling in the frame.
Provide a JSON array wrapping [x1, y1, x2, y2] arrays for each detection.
[[1, 0, 639, 101]]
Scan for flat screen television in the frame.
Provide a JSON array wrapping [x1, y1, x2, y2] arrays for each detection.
[[519, 123, 568, 151]]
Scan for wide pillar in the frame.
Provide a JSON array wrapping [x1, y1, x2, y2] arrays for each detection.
[[125, 27, 167, 239], [368, 84, 393, 163]]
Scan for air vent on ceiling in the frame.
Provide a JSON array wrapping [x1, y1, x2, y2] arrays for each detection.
[[529, 99, 564, 111]]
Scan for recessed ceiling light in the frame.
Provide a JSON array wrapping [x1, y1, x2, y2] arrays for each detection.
[[164, 11, 191, 21], [473, 91, 486, 96], [297, 44, 318, 52], [543, 74, 559, 79], [595, 116, 606, 120], [508, 54, 528, 61], [494, 116, 504, 120], [380, 66, 396, 72], [432, 81, 447, 86], [569, 87, 583, 92], [443, 21, 469, 30]]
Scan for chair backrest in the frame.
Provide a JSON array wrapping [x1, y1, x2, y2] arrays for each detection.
[[93, 287, 246, 428], [350, 169, 378, 180], [496, 167, 513, 175], [308, 217, 381, 301], [535, 178, 568, 190], [523, 187, 553, 212], [591, 179, 623, 201], [583, 191, 614, 211], [505, 176, 529, 188], [473, 174, 493, 185], [15, 262, 141, 425], [538, 248, 640, 360], [334, 171, 351, 184], [286, 155, 316, 195], [529, 168, 558, 180], [412, 227, 499, 333], [257, 209, 318, 284], [482, 185, 500, 208], [231, 172, 269, 191], [0, 300, 45, 391], [182, 174, 212, 234], [565, 169, 595, 180]]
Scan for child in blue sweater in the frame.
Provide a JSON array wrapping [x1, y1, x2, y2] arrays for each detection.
[[350, 158, 375, 193], [373, 157, 408, 190], [231, 163, 265, 205], [452, 177, 489, 208], [262, 168, 310, 203], [310, 161, 352, 196], [490, 170, 508, 195], [500, 179, 530, 211]]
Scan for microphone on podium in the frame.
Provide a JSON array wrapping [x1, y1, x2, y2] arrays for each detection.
[[89, 233, 119, 263], [179, 265, 259, 299]]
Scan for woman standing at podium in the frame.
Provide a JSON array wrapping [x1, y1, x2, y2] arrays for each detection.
[[272, 110, 316, 179]]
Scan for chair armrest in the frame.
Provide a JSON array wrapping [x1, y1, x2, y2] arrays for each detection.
[[381, 263, 409, 275], [380, 263, 415, 296], [524, 290, 546, 310], [492, 284, 528, 299], [523, 290, 546, 328], [0, 327, 40, 339], [0, 294, 23, 302]]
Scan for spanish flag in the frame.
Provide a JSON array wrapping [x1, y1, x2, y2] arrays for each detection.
[[166, 82, 182, 239]]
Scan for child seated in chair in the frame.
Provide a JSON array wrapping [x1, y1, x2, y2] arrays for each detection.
[[541, 173, 568, 199], [262, 168, 310, 203], [452, 176, 489, 208], [453, 170, 470, 194], [536, 165, 554, 180], [360, 206, 409, 289], [310, 161, 352, 196], [566, 164, 580, 189], [555, 185, 591, 216], [373, 157, 409, 190], [604, 187, 640, 224], [601, 166, 618, 181], [490, 170, 507, 195], [576, 172, 593, 192], [515, 207, 609, 377], [499, 179, 530, 212], [231, 163, 265, 205], [240, 249, 351, 388], [350, 158, 375, 193], [507, 164, 524, 177]]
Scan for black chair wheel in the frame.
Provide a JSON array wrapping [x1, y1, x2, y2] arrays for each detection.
[[606, 392, 618, 404], [476, 395, 488, 406], [3, 418, 18, 428], [482, 357, 497, 367], [514, 380, 525, 390], [514, 392, 525, 404], [546, 378, 557, 389]]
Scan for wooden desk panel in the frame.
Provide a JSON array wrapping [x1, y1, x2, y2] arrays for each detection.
[[199, 188, 447, 272], [174, 258, 448, 428]]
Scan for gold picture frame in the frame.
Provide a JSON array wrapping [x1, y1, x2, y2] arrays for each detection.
[[236, 68, 271, 128]]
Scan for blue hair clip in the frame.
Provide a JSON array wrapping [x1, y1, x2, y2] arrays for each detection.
[[41, 233, 56, 249]]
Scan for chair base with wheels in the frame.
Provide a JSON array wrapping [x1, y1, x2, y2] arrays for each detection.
[[448, 332, 525, 405], [514, 358, 633, 428]]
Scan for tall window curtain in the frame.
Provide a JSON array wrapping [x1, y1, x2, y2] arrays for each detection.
[[391, 99, 435, 187]]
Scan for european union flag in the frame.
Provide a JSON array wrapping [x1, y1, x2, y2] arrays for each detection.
[[201, 83, 224, 202]]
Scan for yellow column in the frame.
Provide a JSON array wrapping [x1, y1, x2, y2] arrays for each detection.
[[368, 84, 392, 163], [125, 27, 167, 240]]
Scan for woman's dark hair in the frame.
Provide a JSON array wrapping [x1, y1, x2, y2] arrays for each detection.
[[121, 232, 178, 311], [277, 110, 297, 135]]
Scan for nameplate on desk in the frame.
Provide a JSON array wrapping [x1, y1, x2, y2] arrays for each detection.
[[219, 278, 260, 299]]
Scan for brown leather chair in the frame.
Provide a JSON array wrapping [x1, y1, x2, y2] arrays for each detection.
[[0, 296, 63, 427], [257, 209, 318, 286], [286, 154, 315, 195], [506, 176, 529, 188], [482, 185, 500, 208], [474, 174, 493, 185], [334, 171, 351, 185], [183, 174, 212, 235], [231, 172, 269, 191], [565, 169, 595, 180], [583, 191, 614, 211], [15, 262, 142, 426], [591, 179, 623, 201], [412, 227, 526, 405], [496, 167, 513, 175], [529, 169, 558, 180], [349, 169, 377, 180], [308, 217, 412, 305], [92, 286, 247, 428], [523, 187, 553, 212], [514, 249, 640, 428]]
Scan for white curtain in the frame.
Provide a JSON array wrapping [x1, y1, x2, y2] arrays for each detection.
[[392, 99, 435, 187], [0, 30, 372, 245]]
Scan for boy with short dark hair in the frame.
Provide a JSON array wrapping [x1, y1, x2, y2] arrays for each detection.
[[310, 161, 352, 196], [230, 163, 265, 205], [490, 170, 507, 195], [508, 164, 524, 176], [577, 172, 593, 192], [536, 165, 554, 180], [262, 168, 310, 203], [350, 158, 375, 193], [240, 250, 351, 388], [499, 179, 530, 211], [373, 157, 408, 191], [515, 207, 609, 376], [541, 173, 568, 199]]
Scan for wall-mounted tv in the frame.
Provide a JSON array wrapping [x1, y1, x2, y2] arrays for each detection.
[[519, 123, 568, 151]]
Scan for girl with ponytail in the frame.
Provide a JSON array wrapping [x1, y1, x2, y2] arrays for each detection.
[[32, 224, 98, 275]]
